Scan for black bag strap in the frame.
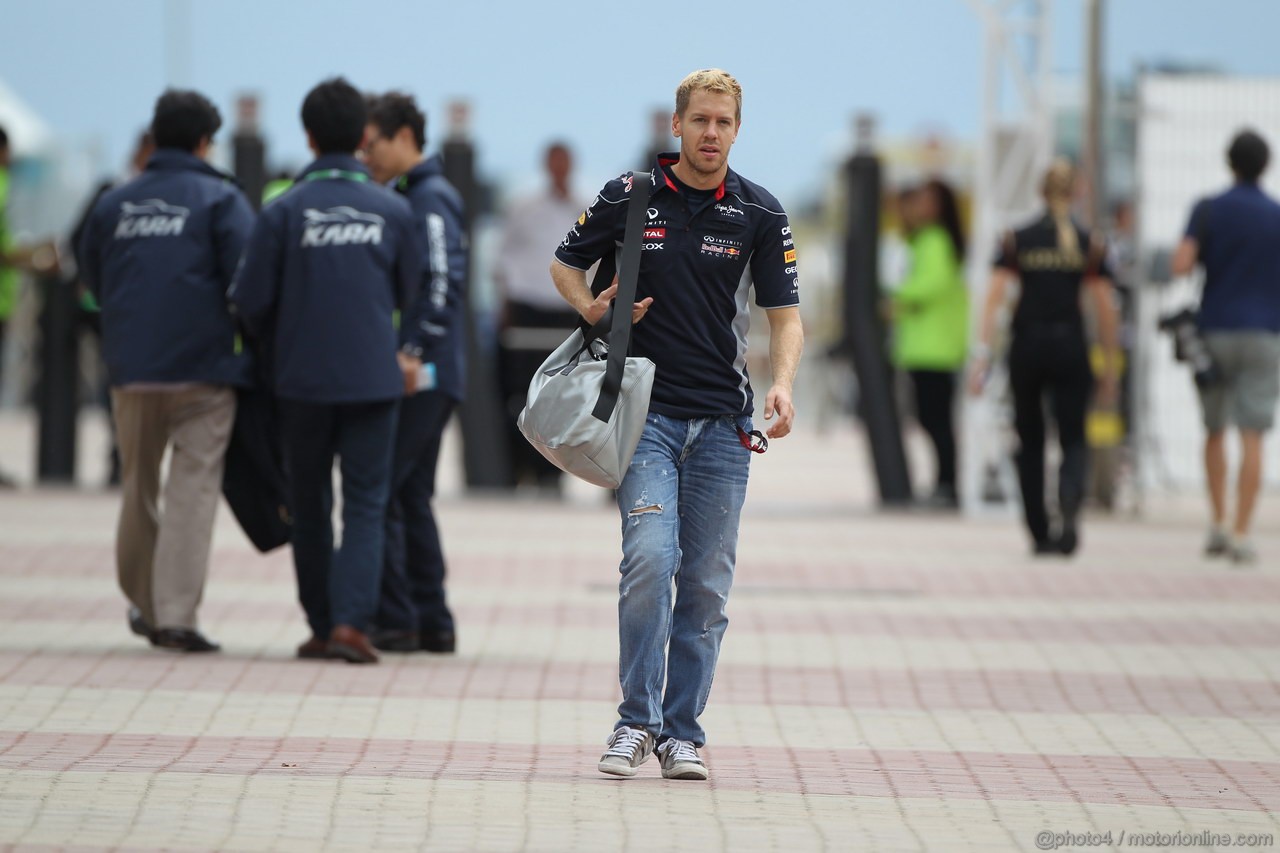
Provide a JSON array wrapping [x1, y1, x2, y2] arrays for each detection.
[[591, 170, 652, 422]]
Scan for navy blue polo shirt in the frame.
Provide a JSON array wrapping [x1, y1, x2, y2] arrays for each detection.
[[554, 153, 800, 419], [1185, 183, 1280, 333]]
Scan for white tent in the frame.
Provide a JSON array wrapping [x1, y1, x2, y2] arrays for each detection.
[[0, 77, 54, 156]]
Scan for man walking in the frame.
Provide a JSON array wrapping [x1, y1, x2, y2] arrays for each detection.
[[230, 78, 421, 663], [79, 90, 255, 651], [362, 91, 467, 654], [550, 69, 804, 779], [1172, 129, 1280, 565]]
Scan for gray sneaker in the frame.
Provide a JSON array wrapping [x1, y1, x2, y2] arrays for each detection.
[[1230, 539, 1258, 566], [657, 738, 708, 781], [1205, 527, 1231, 557], [598, 726, 654, 777]]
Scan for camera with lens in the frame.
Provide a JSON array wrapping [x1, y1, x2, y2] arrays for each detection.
[[1158, 307, 1221, 388]]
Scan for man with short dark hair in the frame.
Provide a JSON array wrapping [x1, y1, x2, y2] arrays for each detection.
[[362, 91, 467, 654], [551, 69, 804, 780], [230, 78, 422, 663], [1172, 129, 1280, 564], [79, 90, 255, 651]]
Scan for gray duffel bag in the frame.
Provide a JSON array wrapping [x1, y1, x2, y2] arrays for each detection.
[[517, 170, 654, 489]]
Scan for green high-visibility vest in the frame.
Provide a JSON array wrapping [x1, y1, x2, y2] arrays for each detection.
[[0, 168, 18, 321]]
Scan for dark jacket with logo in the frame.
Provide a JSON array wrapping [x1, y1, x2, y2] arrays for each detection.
[[79, 149, 255, 387], [555, 153, 799, 418], [229, 155, 421, 404], [396, 155, 467, 402]]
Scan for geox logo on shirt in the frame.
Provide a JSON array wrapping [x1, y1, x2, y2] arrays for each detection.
[[301, 207, 385, 247], [115, 200, 190, 238]]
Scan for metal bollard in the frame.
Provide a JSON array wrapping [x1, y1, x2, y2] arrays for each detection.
[[442, 101, 512, 489], [36, 274, 79, 483], [842, 115, 912, 507], [233, 94, 267, 212]]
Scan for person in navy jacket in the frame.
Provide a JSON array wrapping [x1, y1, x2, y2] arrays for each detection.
[[229, 78, 422, 664], [362, 91, 467, 655], [79, 89, 255, 653]]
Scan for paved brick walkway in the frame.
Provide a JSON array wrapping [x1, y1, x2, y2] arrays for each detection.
[[1, 419, 1278, 851]]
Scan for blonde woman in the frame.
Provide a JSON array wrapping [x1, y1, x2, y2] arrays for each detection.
[[970, 160, 1119, 555]]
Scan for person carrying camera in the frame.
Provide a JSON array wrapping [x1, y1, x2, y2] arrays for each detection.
[[970, 159, 1119, 556], [1171, 130, 1280, 565]]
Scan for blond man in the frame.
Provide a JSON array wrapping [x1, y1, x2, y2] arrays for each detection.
[[551, 69, 804, 780]]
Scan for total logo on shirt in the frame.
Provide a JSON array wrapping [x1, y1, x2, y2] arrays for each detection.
[[114, 199, 190, 239], [301, 207, 385, 248]]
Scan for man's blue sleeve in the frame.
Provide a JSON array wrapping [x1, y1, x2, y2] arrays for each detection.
[[402, 189, 465, 355], [227, 209, 284, 340], [393, 206, 424, 320], [1185, 199, 1210, 241], [553, 176, 627, 271], [749, 207, 801, 309], [214, 188, 256, 289], [77, 199, 107, 298]]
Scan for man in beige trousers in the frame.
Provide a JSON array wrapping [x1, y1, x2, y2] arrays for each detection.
[[78, 90, 256, 651]]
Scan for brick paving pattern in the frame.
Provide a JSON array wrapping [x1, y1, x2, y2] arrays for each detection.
[[1, 423, 1278, 851]]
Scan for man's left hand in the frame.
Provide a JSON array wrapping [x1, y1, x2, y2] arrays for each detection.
[[764, 384, 795, 439]]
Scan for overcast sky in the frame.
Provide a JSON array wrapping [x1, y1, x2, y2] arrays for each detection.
[[2, 0, 1276, 206]]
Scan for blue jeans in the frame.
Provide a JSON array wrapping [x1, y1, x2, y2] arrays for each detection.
[[614, 412, 752, 747], [279, 399, 398, 638]]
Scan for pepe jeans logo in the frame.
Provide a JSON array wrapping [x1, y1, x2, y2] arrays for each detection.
[[115, 199, 190, 239], [714, 203, 745, 218], [301, 207, 385, 247]]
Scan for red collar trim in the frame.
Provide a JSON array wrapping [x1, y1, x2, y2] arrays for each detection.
[[657, 158, 727, 199], [658, 158, 679, 192]]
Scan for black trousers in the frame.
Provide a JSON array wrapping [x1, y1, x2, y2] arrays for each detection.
[[499, 301, 580, 488], [376, 390, 456, 635], [1008, 328, 1093, 543], [907, 370, 958, 491]]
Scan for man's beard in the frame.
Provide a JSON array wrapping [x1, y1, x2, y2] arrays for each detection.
[[683, 140, 724, 175]]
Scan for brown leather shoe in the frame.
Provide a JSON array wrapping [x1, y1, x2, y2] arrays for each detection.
[[296, 636, 330, 660], [328, 625, 379, 664]]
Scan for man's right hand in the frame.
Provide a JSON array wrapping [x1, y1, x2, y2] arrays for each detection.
[[583, 280, 654, 327], [397, 352, 422, 396]]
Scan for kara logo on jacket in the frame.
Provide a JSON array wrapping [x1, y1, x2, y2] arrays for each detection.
[[114, 199, 190, 239], [301, 207, 385, 247]]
